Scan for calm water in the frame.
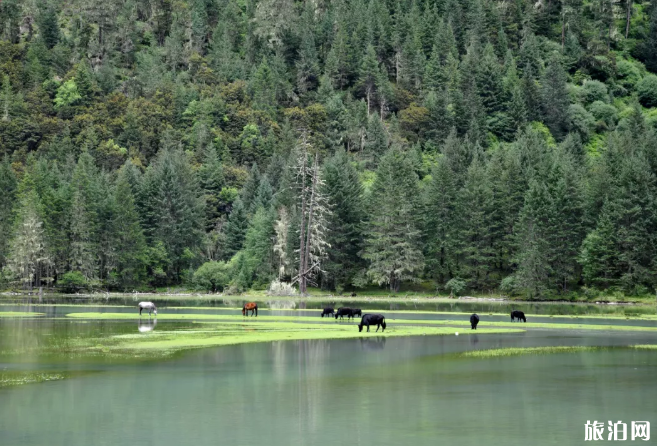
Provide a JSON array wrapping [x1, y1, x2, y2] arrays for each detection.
[[2, 293, 656, 317], [0, 318, 656, 445]]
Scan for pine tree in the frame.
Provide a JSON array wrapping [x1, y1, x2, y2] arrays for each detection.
[[358, 44, 380, 116], [102, 166, 145, 289], [456, 154, 496, 289], [0, 159, 17, 269], [37, 3, 60, 49], [541, 56, 571, 140], [7, 188, 52, 290], [514, 180, 552, 298], [322, 151, 366, 291], [141, 148, 205, 281], [223, 197, 248, 260], [198, 144, 225, 230], [424, 157, 458, 283], [241, 163, 262, 214], [296, 30, 320, 94], [364, 149, 424, 292]]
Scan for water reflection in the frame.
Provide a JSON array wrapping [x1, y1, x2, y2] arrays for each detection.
[[359, 336, 386, 351], [470, 334, 479, 346], [138, 318, 157, 333]]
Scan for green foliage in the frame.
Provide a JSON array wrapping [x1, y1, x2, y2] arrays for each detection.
[[58, 271, 88, 293], [445, 278, 466, 297], [53, 80, 81, 110], [636, 74, 657, 107], [2, 0, 657, 297], [193, 261, 230, 292], [364, 149, 424, 292]]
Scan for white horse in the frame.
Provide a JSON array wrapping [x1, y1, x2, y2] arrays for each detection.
[[138, 301, 157, 317]]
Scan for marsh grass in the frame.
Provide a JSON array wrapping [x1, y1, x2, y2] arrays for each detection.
[[460, 346, 612, 358], [0, 312, 45, 317], [63, 312, 657, 333], [0, 370, 96, 388]]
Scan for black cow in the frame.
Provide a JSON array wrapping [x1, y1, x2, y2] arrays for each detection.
[[352, 308, 362, 317], [511, 310, 526, 322], [470, 313, 480, 330], [335, 307, 354, 321], [321, 307, 335, 318], [358, 314, 386, 332]]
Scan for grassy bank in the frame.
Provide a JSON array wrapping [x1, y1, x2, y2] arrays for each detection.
[[0, 312, 45, 317], [62, 312, 657, 332]]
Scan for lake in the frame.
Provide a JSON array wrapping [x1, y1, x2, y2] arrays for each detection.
[[0, 314, 655, 445]]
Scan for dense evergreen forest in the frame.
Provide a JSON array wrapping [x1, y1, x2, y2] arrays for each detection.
[[2, 0, 657, 298]]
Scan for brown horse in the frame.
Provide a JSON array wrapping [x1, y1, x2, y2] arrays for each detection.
[[242, 302, 258, 317]]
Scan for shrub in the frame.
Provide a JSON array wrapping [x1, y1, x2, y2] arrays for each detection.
[[582, 80, 608, 104], [445, 278, 466, 298], [192, 261, 230, 292], [568, 104, 595, 141], [636, 74, 657, 107], [58, 271, 88, 293], [616, 59, 642, 90], [500, 276, 518, 295], [267, 279, 297, 296], [588, 101, 618, 128]]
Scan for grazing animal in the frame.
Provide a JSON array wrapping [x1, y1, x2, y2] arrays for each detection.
[[358, 314, 386, 332], [352, 308, 362, 317], [350, 292, 357, 297], [138, 301, 157, 316], [242, 302, 258, 317], [470, 313, 480, 330], [335, 307, 354, 321], [321, 307, 335, 318], [511, 310, 526, 322]]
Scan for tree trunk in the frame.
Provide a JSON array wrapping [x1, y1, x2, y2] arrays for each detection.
[[561, 13, 565, 50], [298, 145, 308, 295], [626, 0, 632, 39], [302, 155, 319, 292]]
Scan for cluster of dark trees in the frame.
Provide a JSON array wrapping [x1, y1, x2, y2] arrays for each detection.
[[2, 0, 657, 298]]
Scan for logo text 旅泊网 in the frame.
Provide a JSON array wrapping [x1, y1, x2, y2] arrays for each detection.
[[585, 421, 650, 441]]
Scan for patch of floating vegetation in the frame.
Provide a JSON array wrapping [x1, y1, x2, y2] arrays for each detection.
[[0, 371, 95, 388], [0, 312, 44, 317], [460, 346, 612, 358], [63, 312, 657, 332]]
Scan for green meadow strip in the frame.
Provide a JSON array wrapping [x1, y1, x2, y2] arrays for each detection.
[[110, 324, 522, 352], [64, 312, 657, 332], [631, 345, 657, 350], [0, 312, 45, 318], [460, 346, 612, 358]]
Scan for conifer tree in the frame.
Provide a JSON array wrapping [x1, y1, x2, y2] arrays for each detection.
[[364, 149, 424, 292], [223, 197, 249, 261], [424, 157, 458, 283], [8, 188, 52, 290], [0, 159, 17, 269], [322, 151, 365, 291], [541, 57, 571, 140]]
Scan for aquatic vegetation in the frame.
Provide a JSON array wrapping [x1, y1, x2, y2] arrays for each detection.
[[0, 371, 94, 388], [460, 346, 612, 358], [0, 312, 45, 317]]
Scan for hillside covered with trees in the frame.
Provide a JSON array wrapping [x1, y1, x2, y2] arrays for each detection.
[[2, 0, 657, 298]]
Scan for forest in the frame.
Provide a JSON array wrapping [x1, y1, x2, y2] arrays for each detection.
[[1, 0, 657, 299]]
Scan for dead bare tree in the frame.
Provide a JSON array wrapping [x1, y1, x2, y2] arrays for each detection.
[[290, 135, 330, 295]]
